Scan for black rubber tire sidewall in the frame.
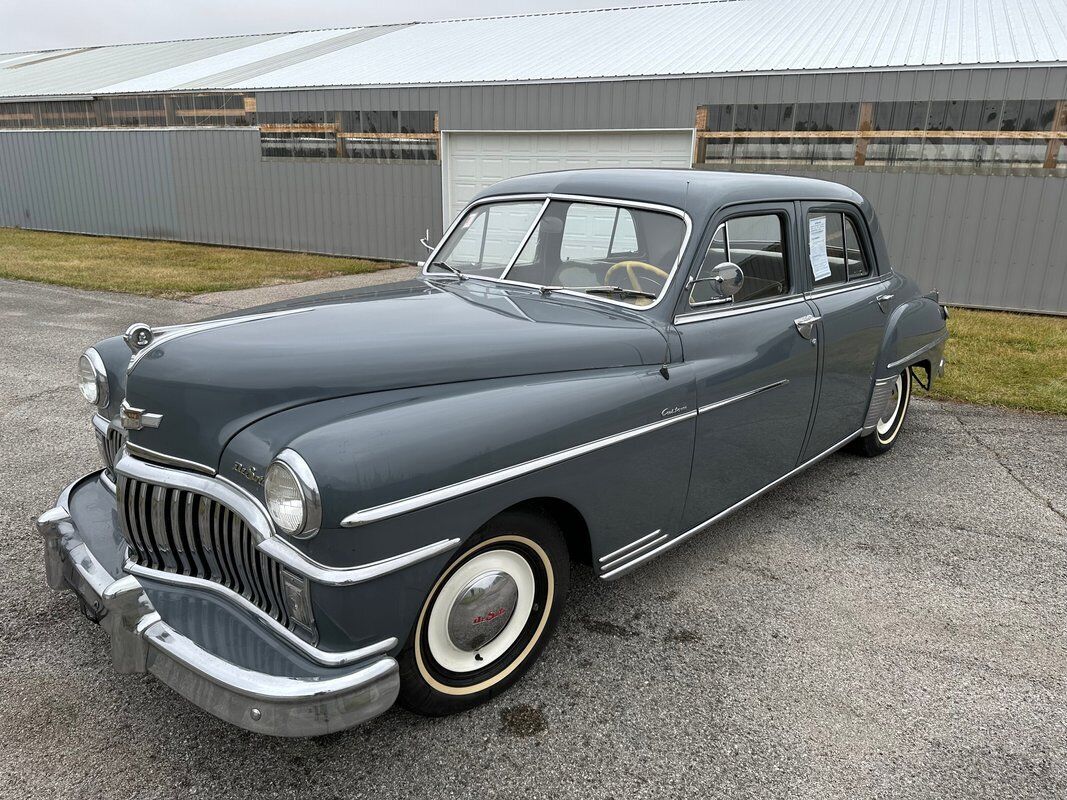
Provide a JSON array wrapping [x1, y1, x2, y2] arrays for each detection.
[[398, 509, 570, 716]]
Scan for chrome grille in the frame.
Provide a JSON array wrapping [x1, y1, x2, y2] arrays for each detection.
[[103, 427, 126, 471], [117, 476, 291, 629]]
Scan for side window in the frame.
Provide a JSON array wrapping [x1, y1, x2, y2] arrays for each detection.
[[808, 212, 847, 287], [843, 215, 871, 279], [689, 213, 789, 308], [560, 204, 639, 262]]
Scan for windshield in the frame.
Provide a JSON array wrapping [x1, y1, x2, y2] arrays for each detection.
[[428, 198, 687, 307]]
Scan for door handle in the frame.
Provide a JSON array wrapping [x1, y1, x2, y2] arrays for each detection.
[[793, 314, 821, 344], [876, 293, 895, 305]]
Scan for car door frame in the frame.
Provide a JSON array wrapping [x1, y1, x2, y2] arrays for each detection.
[[669, 199, 823, 531], [795, 200, 896, 459]]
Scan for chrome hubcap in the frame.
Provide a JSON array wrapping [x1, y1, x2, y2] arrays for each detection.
[[876, 375, 903, 436], [446, 570, 519, 652]]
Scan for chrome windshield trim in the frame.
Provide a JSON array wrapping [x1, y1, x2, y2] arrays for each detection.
[[887, 330, 949, 371], [500, 198, 552, 276], [423, 192, 694, 312], [674, 295, 806, 324], [697, 379, 790, 414], [342, 410, 697, 527], [124, 442, 216, 476], [115, 451, 457, 587], [600, 429, 862, 580], [125, 560, 397, 667]]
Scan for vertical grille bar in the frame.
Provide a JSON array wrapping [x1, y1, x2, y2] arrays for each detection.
[[118, 477, 296, 628]]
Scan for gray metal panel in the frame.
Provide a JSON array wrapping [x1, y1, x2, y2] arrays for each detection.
[[1, 63, 1066, 312]]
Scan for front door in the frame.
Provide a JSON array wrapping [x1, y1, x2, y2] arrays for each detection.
[[675, 205, 819, 531], [800, 203, 892, 460]]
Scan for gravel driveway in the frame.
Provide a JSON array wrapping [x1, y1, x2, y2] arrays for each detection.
[[1, 276, 1065, 800]]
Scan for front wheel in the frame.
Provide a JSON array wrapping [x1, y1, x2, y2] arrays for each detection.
[[855, 368, 912, 457], [398, 509, 569, 716]]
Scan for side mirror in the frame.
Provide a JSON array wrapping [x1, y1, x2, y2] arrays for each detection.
[[419, 228, 434, 253], [688, 262, 744, 306]]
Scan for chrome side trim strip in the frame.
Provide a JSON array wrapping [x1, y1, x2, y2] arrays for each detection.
[[256, 536, 462, 587], [599, 533, 670, 573], [697, 379, 790, 414], [600, 429, 862, 580], [341, 411, 698, 527], [598, 528, 664, 564], [125, 560, 397, 667], [125, 442, 216, 476], [116, 452, 458, 586], [887, 330, 949, 371]]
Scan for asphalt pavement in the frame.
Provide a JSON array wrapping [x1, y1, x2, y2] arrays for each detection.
[[1, 275, 1065, 800]]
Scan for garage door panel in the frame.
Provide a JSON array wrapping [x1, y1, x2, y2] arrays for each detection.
[[445, 130, 693, 219]]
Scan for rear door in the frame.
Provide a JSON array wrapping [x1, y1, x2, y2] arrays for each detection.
[[675, 203, 819, 531], [800, 203, 893, 460]]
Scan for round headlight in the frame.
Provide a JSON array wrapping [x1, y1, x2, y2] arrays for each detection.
[[263, 450, 321, 538], [77, 348, 108, 407]]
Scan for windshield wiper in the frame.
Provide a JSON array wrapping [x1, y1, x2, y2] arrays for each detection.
[[429, 261, 467, 281], [581, 285, 657, 300]]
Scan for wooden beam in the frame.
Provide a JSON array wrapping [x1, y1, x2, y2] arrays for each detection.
[[854, 102, 874, 166], [697, 129, 1066, 140], [1043, 100, 1067, 169]]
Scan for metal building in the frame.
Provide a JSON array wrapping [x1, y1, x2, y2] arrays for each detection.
[[1, 0, 1065, 313]]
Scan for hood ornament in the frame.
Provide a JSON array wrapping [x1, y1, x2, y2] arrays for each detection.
[[124, 323, 154, 354], [120, 400, 163, 431]]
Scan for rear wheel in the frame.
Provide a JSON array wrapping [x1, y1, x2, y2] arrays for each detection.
[[398, 510, 569, 716], [855, 369, 912, 457]]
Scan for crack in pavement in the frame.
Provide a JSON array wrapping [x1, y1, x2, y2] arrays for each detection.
[[952, 411, 1067, 526]]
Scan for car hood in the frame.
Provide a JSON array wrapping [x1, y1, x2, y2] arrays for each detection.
[[124, 279, 669, 469]]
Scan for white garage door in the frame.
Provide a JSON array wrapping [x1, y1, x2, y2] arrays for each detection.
[[443, 130, 694, 222]]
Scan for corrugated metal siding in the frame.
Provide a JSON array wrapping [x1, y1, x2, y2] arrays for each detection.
[[1, 64, 1065, 312], [0, 129, 441, 261], [2, 0, 1066, 96]]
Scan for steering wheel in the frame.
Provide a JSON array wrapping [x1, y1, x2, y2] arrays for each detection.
[[604, 260, 669, 292]]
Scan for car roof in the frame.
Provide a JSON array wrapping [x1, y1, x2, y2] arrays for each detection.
[[473, 168, 868, 222]]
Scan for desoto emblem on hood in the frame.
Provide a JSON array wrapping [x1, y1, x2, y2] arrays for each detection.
[[120, 400, 163, 431], [233, 462, 265, 485]]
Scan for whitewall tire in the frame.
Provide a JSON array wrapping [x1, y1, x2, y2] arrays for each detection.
[[398, 509, 569, 715]]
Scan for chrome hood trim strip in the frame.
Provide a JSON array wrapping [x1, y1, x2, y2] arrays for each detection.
[[341, 410, 698, 527], [127, 308, 315, 374]]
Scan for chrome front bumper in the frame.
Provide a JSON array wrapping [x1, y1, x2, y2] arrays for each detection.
[[38, 472, 399, 737]]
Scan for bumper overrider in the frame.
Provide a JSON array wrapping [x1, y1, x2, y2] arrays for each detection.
[[38, 471, 400, 737]]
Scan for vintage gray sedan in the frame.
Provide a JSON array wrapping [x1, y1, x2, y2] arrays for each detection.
[[40, 169, 948, 736]]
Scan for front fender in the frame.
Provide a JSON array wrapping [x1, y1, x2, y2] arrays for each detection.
[[220, 366, 696, 653]]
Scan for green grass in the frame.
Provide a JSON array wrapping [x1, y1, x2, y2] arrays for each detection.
[[928, 307, 1067, 415], [0, 227, 402, 298]]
